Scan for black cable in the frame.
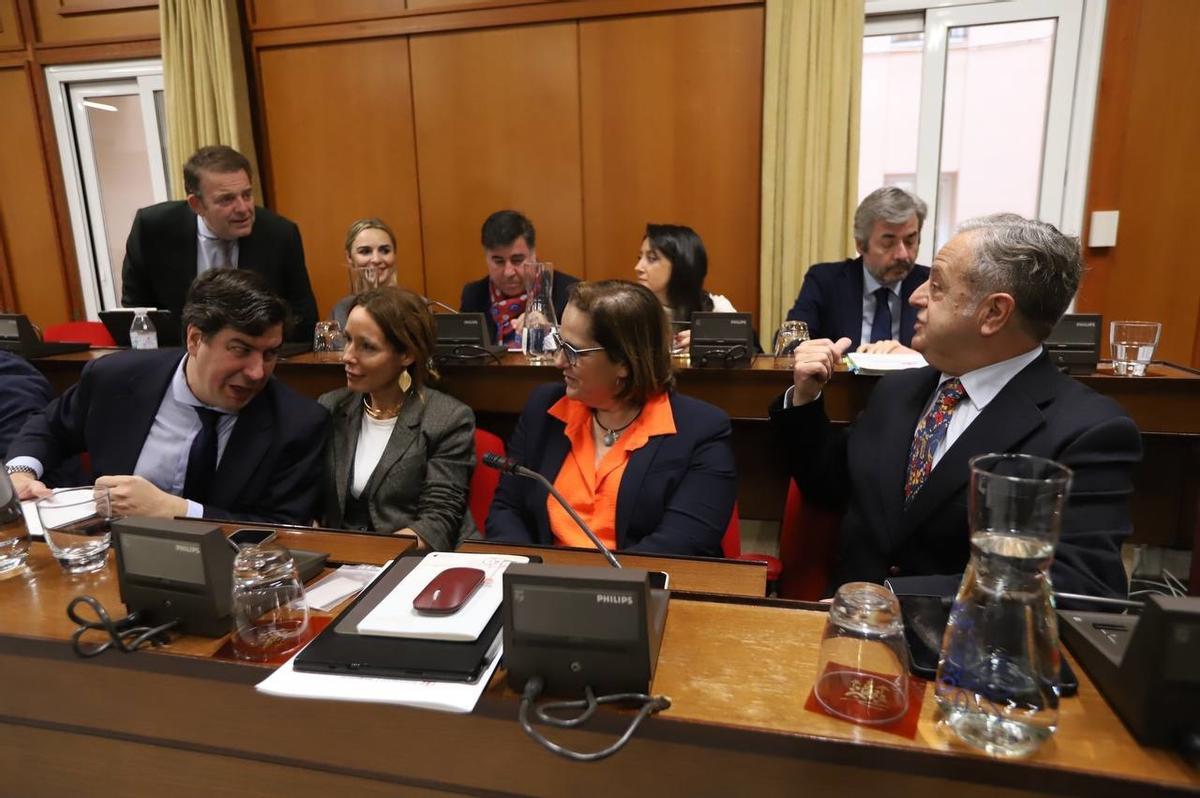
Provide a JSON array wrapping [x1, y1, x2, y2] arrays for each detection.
[[433, 345, 504, 365], [67, 595, 178, 658], [517, 677, 671, 762]]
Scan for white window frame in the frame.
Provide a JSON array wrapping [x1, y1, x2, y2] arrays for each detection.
[[45, 60, 168, 318], [865, 0, 1107, 266]]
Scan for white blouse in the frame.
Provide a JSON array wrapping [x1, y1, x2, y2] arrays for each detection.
[[351, 413, 398, 498]]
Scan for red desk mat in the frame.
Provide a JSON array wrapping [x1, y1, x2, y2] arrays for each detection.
[[212, 616, 331, 667], [804, 661, 928, 739]]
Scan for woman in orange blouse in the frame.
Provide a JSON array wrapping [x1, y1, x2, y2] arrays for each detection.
[[485, 280, 737, 556]]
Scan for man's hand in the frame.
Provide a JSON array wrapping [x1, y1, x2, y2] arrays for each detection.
[[673, 329, 692, 352], [95, 475, 188, 519], [512, 312, 526, 334], [790, 337, 852, 406], [10, 472, 51, 501], [856, 340, 916, 355]]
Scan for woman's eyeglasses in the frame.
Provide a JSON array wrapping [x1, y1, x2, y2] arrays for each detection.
[[556, 336, 605, 366]]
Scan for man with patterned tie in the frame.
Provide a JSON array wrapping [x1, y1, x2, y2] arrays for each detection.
[[770, 214, 1141, 599], [785, 186, 930, 353], [6, 270, 327, 524], [121, 145, 318, 343], [459, 210, 579, 348]]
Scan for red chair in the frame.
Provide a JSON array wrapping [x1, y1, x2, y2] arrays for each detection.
[[734, 504, 784, 588], [43, 321, 115, 347], [775, 479, 842, 601], [469, 428, 506, 532]]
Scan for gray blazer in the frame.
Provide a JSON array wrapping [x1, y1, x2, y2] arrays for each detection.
[[319, 386, 478, 550]]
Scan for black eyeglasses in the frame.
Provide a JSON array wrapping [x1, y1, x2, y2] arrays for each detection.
[[555, 335, 605, 367]]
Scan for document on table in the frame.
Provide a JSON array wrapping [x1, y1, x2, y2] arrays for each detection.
[[304, 564, 384, 612], [255, 640, 502, 714], [845, 352, 928, 374], [19, 501, 43, 538]]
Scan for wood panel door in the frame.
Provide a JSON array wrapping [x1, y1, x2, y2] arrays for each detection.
[[257, 37, 425, 317], [410, 22, 584, 308], [579, 6, 764, 319]]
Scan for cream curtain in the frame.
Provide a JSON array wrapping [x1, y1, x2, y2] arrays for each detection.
[[160, 0, 260, 200], [759, 0, 863, 346]]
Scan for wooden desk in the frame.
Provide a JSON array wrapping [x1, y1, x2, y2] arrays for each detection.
[[30, 351, 1200, 547], [0, 537, 1195, 796]]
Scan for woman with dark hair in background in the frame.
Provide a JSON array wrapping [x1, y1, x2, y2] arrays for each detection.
[[319, 286, 476, 550], [634, 223, 736, 351], [331, 218, 398, 328], [486, 280, 736, 556]]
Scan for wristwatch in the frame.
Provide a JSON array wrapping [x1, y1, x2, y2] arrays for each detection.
[[5, 465, 36, 478]]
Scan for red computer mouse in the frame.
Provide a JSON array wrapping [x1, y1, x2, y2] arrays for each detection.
[[412, 567, 486, 615]]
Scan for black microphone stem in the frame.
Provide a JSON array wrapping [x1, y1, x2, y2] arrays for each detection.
[[423, 296, 460, 315], [529, 470, 622, 569]]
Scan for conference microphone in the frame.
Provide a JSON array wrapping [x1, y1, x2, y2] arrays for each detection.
[[419, 294, 460, 315], [482, 453, 621, 569]]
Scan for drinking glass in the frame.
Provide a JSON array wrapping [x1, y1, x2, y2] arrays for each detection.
[[230, 542, 310, 661], [522, 261, 559, 365], [935, 453, 1071, 758], [35, 486, 114, 574], [773, 320, 810, 362], [313, 320, 345, 360], [0, 468, 31, 577], [1108, 320, 1161, 376], [814, 582, 910, 725]]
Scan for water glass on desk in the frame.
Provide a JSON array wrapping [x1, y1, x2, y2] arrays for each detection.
[[935, 453, 1071, 758], [313, 320, 345, 360], [1109, 320, 1161, 376], [773, 321, 809, 362], [813, 582, 910, 725], [0, 469, 31, 576], [230, 542, 310, 661], [35, 486, 115, 574]]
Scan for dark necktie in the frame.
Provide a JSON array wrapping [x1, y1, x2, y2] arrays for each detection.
[[905, 378, 966, 503], [183, 407, 222, 505], [870, 286, 893, 344]]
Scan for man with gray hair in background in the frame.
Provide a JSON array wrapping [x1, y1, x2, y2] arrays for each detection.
[[770, 213, 1141, 600], [786, 186, 929, 352]]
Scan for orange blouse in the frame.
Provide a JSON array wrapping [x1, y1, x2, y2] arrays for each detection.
[[546, 392, 676, 550]]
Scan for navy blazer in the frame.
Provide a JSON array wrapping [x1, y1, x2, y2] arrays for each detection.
[[486, 383, 737, 557], [459, 272, 580, 346], [785, 257, 929, 349], [9, 349, 329, 524], [0, 351, 52, 459], [121, 200, 318, 342], [769, 353, 1141, 599]]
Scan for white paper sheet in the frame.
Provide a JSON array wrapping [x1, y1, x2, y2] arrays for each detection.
[[845, 352, 928, 374], [356, 551, 527, 642], [254, 638, 502, 714], [304, 564, 383, 612], [20, 500, 43, 539]]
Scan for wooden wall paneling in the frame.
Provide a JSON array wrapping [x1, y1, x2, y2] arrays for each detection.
[[579, 6, 764, 319], [409, 22, 584, 307], [29, 0, 157, 45], [0, 0, 23, 48], [0, 65, 72, 325], [1078, 0, 1200, 366], [256, 37, 425, 317], [249, 0, 406, 31]]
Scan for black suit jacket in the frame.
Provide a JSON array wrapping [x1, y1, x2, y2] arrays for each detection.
[[785, 257, 929, 349], [459, 272, 580, 345], [769, 354, 1141, 598], [8, 349, 328, 524], [486, 383, 737, 557], [121, 200, 318, 342]]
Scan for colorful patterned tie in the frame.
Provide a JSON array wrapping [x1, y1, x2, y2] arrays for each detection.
[[905, 378, 966, 502]]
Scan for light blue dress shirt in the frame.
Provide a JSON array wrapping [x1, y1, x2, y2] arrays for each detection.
[[197, 215, 239, 275]]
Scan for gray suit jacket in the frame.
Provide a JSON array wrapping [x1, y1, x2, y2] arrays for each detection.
[[319, 386, 477, 550]]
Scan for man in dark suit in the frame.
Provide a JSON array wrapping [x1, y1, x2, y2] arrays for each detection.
[[121, 145, 317, 343], [786, 186, 929, 352], [459, 209, 578, 347], [7, 270, 327, 524], [770, 214, 1140, 599]]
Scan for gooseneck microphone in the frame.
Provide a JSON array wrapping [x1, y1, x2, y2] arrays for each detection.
[[482, 453, 621, 569], [419, 294, 460, 315]]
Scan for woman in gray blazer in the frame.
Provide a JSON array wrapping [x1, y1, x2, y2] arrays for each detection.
[[319, 286, 477, 550]]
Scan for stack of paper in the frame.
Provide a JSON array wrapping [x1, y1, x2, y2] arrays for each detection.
[[845, 352, 928, 375]]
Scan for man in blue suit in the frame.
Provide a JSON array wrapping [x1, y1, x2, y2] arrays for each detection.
[[786, 186, 930, 352], [7, 270, 327, 524]]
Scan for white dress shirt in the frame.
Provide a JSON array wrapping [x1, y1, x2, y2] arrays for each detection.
[[197, 215, 239, 275], [351, 413, 398, 499]]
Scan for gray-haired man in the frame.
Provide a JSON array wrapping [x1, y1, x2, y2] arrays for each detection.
[[786, 186, 929, 353]]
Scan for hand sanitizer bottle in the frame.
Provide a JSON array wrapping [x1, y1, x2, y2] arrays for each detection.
[[130, 311, 157, 350]]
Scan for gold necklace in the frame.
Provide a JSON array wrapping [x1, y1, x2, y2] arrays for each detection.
[[363, 394, 404, 420]]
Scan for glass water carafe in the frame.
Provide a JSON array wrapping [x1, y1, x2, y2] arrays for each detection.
[[935, 453, 1072, 758], [522, 261, 559, 364]]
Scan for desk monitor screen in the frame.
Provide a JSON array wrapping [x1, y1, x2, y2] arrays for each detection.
[[0, 317, 19, 341]]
